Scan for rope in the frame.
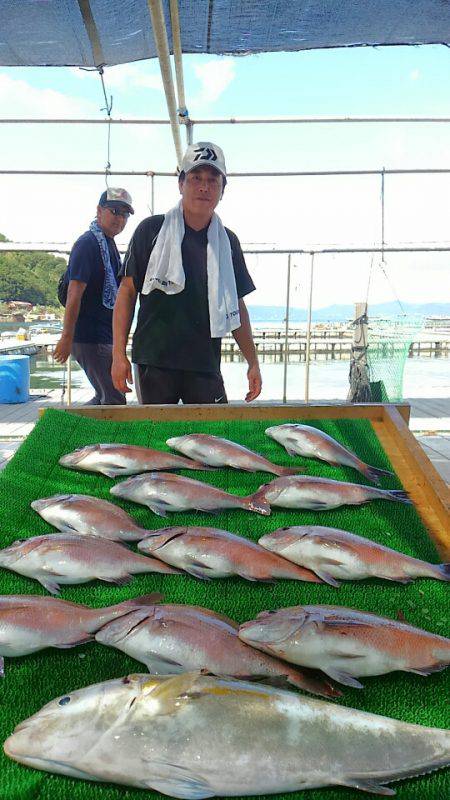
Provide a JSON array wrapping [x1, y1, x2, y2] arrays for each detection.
[[97, 66, 113, 185]]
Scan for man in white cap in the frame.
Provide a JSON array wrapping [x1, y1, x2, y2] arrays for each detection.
[[112, 142, 261, 404], [54, 187, 133, 404]]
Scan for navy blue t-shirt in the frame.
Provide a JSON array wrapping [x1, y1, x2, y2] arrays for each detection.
[[68, 230, 121, 344]]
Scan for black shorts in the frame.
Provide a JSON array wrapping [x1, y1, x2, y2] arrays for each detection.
[[136, 365, 228, 405]]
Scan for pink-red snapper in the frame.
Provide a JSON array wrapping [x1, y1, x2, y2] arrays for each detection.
[[31, 494, 151, 542], [59, 443, 210, 478], [255, 474, 410, 510], [265, 423, 393, 484], [0, 533, 179, 594], [0, 592, 161, 676], [166, 433, 304, 475], [110, 472, 271, 516], [259, 525, 450, 586], [239, 604, 450, 688], [95, 603, 339, 698], [137, 525, 322, 582]]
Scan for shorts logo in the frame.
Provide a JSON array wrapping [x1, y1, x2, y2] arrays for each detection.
[[193, 146, 217, 163]]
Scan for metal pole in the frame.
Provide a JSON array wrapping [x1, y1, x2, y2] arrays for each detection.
[[151, 174, 155, 215], [381, 166, 385, 265], [147, 0, 183, 166], [67, 355, 72, 406], [282, 254, 291, 403], [304, 253, 315, 403]]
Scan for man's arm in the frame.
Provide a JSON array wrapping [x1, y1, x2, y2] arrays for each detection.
[[232, 298, 262, 402], [53, 280, 86, 363], [111, 276, 137, 394]]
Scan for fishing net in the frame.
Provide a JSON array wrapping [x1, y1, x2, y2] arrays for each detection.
[[367, 316, 424, 402]]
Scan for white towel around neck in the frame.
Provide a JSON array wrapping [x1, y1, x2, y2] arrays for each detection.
[[141, 201, 240, 338]]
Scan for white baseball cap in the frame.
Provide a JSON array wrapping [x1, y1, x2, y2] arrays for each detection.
[[180, 142, 226, 178]]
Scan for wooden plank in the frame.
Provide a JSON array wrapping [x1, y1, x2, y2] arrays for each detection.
[[49, 402, 410, 423], [373, 406, 450, 560]]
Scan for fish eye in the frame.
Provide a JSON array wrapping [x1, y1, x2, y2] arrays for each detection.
[[58, 696, 71, 706]]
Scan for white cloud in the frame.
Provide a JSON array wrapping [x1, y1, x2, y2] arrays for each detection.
[[69, 63, 163, 92], [192, 58, 235, 105], [0, 72, 96, 117], [410, 69, 420, 80]]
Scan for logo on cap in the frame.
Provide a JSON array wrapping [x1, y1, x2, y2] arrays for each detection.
[[193, 146, 217, 163]]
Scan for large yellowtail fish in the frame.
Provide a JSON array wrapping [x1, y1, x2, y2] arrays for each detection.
[[137, 526, 321, 582], [266, 423, 393, 484], [0, 592, 161, 676], [166, 433, 304, 475], [95, 603, 337, 697], [255, 475, 410, 510], [4, 672, 450, 796], [0, 533, 179, 594], [259, 525, 450, 586], [59, 443, 211, 478], [239, 605, 450, 688], [110, 472, 271, 516], [31, 494, 151, 542]]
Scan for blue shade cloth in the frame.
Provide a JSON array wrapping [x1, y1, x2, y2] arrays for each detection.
[[1, 1, 449, 67], [88, 220, 118, 310]]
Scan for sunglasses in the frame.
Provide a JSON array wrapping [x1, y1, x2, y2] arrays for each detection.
[[105, 206, 130, 218]]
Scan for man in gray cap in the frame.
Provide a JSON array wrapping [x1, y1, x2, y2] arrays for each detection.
[[54, 187, 133, 404], [112, 142, 261, 404]]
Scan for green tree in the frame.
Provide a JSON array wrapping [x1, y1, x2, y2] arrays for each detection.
[[0, 251, 67, 305], [0, 232, 9, 242]]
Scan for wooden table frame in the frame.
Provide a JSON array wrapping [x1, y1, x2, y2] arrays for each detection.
[[50, 402, 450, 559]]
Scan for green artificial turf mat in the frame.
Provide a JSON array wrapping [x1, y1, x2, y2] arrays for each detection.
[[0, 407, 448, 800]]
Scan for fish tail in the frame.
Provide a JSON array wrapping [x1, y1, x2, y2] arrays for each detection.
[[360, 464, 394, 485], [276, 465, 307, 476], [286, 668, 342, 699], [431, 562, 450, 582], [383, 489, 411, 504], [246, 489, 271, 516]]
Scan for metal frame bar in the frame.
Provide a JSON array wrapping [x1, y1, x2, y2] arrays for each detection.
[[3, 168, 450, 177], [3, 116, 450, 124]]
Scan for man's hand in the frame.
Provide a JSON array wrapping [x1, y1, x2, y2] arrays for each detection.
[[245, 362, 262, 402], [53, 334, 72, 364], [112, 353, 133, 394]]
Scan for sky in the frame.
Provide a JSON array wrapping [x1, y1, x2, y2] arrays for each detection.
[[1, 44, 450, 310]]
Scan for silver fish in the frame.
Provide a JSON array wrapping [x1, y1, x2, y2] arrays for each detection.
[[31, 494, 151, 542], [0, 533, 179, 594], [95, 603, 337, 697], [59, 443, 210, 478], [137, 526, 321, 582], [255, 475, 410, 510], [0, 592, 161, 676], [166, 433, 303, 475], [266, 423, 393, 484], [110, 472, 271, 516], [259, 525, 450, 586], [5, 672, 450, 796], [239, 605, 450, 688]]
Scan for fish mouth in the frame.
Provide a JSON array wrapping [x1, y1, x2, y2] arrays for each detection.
[[166, 437, 182, 447]]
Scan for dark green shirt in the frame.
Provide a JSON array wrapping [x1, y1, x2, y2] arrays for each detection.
[[121, 214, 255, 373]]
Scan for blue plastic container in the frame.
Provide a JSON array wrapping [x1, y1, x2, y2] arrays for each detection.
[[0, 354, 30, 404]]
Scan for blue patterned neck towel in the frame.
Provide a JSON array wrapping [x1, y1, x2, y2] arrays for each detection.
[[89, 220, 119, 309]]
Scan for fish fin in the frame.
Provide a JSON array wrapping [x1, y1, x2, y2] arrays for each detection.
[[39, 577, 61, 594], [284, 441, 300, 457], [101, 468, 123, 478], [434, 563, 450, 581], [196, 506, 219, 515], [141, 672, 201, 714], [120, 592, 164, 607], [286, 670, 342, 699], [247, 491, 271, 516], [184, 566, 213, 581], [407, 664, 448, 676], [104, 573, 133, 587], [54, 635, 94, 648], [146, 501, 170, 517], [143, 654, 185, 675], [314, 570, 341, 587], [384, 490, 411, 505], [237, 571, 275, 583], [337, 778, 395, 796], [143, 763, 214, 799], [362, 465, 395, 485], [324, 668, 364, 688], [277, 466, 307, 476]]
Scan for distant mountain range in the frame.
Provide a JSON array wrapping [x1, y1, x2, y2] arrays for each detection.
[[248, 302, 450, 323]]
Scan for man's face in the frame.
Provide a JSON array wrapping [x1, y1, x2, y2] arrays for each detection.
[[96, 204, 129, 238], [179, 166, 223, 219]]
